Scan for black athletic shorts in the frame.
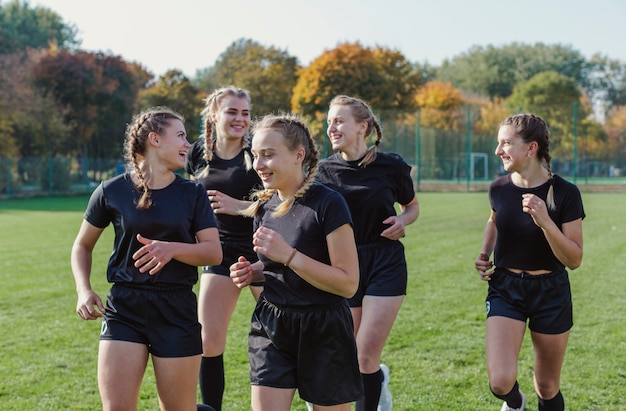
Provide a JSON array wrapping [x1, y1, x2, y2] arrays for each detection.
[[349, 240, 408, 307], [202, 240, 257, 276], [100, 283, 202, 357], [486, 267, 573, 334], [248, 298, 363, 406]]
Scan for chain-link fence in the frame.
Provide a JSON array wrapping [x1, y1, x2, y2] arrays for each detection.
[[2, 105, 625, 198]]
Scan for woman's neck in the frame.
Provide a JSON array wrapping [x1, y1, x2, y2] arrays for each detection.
[[340, 141, 368, 162], [512, 165, 549, 188], [214, 136, 242, 160]]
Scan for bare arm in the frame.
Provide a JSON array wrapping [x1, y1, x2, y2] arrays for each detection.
[[132, 227, 222, 275], [251, 224, 359, 298], [208, 190, 253, 216], [522, 194, 583, 270], [381, 196, 419, 240], [70, 220, 106, 319], [475, 210, 497, 280]]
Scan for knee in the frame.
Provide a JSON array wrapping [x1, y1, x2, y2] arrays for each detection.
[[489, 375, 517, 396], [534, 377, 560, 399]]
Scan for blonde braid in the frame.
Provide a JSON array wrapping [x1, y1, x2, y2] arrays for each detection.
[[243, 114, 319, 218], [197, 86, 252, 177]]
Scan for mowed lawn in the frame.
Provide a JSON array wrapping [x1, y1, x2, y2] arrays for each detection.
[[0, 192, 624, 410]]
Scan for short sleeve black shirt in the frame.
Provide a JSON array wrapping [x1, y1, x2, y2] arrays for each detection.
[[316, 152, 415, 245], [185, 138, 262, 242], [255, 183, 353, 307], [84, 173, 217, 286], [489, 174, 585, 272]]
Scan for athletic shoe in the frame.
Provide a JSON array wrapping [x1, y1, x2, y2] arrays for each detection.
[[377, 364, 392, 411], [306, 401, 314, 411], [500, 388, 526, 411]]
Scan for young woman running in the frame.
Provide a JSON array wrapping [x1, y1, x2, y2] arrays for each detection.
[[71, 106, 222, 411], [316, 95, 420, 411], [230, 114, 363, 411], [475, 113, 585, 411]]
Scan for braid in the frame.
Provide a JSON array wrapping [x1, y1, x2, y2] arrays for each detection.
[[123, 106, 184, 209], [329, 95, 382, 167], [245, 114, 319, 218], [197, 85, 252, 178]]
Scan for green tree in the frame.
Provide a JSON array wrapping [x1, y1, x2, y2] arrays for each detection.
[[0, 0, 79, 54], [197, 38, 298, 117], [437, 43, 588, 99], [586, 53, 626, 115], [506, 71, 584, 158], [136, 69, 203, 140]]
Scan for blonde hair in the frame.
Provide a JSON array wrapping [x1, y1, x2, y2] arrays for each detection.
[[500, 113, 556, 210], [123, 106, 184, 209], [329, 95, 383, 167], [197, 86, 252, 178], [243, 114, 319, 218]]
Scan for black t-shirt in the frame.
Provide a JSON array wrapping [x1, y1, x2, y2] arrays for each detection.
[[316, 152, 415, 245], [489, 174, 585, 272], [185, 139, 262, 242], [84, 173, 217, 286], [255, 183, 352, 307]]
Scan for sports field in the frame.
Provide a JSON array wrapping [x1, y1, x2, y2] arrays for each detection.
[[0, 192, 624, 410]]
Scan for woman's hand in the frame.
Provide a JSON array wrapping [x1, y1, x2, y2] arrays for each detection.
[[132, 234, 174, 275], [475, 251, 494, 281]]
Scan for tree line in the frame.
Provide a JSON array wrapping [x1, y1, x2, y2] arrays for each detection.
[[1, 0, 625, 172]]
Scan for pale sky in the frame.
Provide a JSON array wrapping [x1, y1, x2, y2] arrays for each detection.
[[32, 0, 626, 78]]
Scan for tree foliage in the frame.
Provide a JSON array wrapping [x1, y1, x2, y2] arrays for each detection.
[[0, 0, 79, 54], [136, 69, 203, 139], [292, 42, 422, 116], [437, 43, 588, 99], [604, 105, 626, 161], [33, 49, 148, 158], [414, 81, 464, 130], [197, 38, 299, 118]]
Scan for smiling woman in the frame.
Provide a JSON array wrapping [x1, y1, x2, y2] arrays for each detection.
[[69, 106, 222, 411]]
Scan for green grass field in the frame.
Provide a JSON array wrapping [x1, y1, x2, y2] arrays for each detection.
[[0, 193, 624, 410]]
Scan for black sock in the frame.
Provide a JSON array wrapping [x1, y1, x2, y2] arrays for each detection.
[[491, 381, 522, 409], [199, 355, 224, 411], [355, 368, 383, 411], [538, 391, 564, 411]]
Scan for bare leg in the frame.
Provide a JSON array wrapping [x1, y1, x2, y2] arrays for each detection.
[[98, 340, 148, 411], [153, 354, 202, 411], [531, 330, 569, 400], [485, 316, 526, 395]]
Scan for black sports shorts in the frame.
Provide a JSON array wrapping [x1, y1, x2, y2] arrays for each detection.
[[202, 240, 257, 276], [349, 240, 408, 307], [100, 283, 202, 357], [486, 267, 573, 334], [248, 298, 363, 406]]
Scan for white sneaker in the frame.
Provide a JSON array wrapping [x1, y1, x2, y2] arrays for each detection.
[[377, 364, 392, 411], [500, 388, 526, 411], [305, 401, 314, 411]]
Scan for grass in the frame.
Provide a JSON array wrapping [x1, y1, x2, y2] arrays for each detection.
[[0, 192, 625, 410]]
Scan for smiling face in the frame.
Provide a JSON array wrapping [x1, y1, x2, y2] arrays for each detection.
[[154, 118, 190, 170], [251, 128, 303, 196], [495, 124, 535, 173], [327, 104, 367, 153], [213, 95, 251, 141]]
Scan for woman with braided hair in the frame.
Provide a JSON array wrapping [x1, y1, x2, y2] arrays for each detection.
[[70, 106, 222, 411], [316, 95, 419, 411], [475, 113, 585, 411], [229, 114, 363, 411], [185, 86, 263, 411]]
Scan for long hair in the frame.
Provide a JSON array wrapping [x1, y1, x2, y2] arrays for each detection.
[[500, 113, 555, 210], [243, 114, 319, 218], [123, 106, 184, 209], [196, 86, 252, 178], [329, 95, 383, 167]]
